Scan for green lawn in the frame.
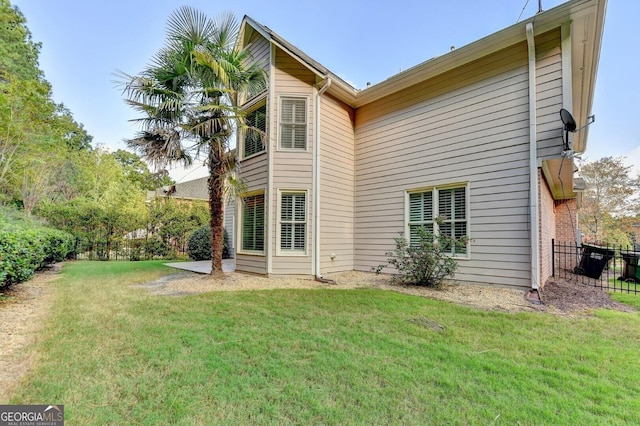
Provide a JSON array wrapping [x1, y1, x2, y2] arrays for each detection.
[[10, 261, 640, 425]]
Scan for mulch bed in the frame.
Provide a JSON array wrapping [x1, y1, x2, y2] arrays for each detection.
[[540, 278, 636, 313]]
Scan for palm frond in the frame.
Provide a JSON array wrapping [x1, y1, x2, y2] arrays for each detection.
[[212, 11, 240, 51], [166, 6, 216, 47], [126, 128, 192, 168]]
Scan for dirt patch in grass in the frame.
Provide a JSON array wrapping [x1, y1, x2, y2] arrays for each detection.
[[0, 265, 60, 403], [540, 278, 635, 314]]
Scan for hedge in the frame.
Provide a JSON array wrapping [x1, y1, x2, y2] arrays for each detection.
[[0, 226, 75, 288]]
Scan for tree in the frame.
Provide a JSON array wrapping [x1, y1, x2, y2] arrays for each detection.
[[0, 1, 93, 207], [113, 149, 173, 191], [121, 7, 266, 273], [579, 156, 640, 244], [0, 0, 42, 81]]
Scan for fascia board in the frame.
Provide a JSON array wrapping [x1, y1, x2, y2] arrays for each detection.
[[354, 0, 604, 108]]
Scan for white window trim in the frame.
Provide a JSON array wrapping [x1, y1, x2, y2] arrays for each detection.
[[405, 182, 470, 259], [276, 189, 309, 256], [240, 96, 268, 161], [237, 190, 266, 256], [277, 95, 309, 152]]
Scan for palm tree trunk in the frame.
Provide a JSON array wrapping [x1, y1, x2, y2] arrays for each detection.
[[208, 140, 225, 273]]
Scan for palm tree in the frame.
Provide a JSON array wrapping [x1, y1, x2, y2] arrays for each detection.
[[121, 7, 266, 273]]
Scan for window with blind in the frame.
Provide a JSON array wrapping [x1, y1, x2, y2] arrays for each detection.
[[241, 193, 265, 252], [408, 185, 468, 255], [244, 104, 266, 158], [279, 97, 306, 150], [280, 192, 306, 253]]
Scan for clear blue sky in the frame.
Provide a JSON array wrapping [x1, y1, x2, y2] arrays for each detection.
[[14, 0, 640, 181]]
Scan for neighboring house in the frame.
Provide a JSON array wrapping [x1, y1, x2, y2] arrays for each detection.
[[230, 0, 606, 290], [147, 177, 209, 201]]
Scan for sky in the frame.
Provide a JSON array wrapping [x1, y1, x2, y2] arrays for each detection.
[[13, 0, 640, 182]]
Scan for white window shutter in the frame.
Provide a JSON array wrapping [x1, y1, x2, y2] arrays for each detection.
[[280, 98, 306, 149]]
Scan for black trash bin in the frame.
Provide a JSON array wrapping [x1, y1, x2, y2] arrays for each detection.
[[574, 244, 615, 279], [619, 251, 640, 283]]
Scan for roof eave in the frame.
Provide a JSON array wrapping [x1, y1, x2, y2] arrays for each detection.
[[240, 16, 359, 106], [355, 0, 607, 110]]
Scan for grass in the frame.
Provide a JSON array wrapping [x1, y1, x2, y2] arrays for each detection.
[[10, 261, 640, 424]]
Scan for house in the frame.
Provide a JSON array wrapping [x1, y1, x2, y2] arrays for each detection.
[[227, 0, 606, 290]]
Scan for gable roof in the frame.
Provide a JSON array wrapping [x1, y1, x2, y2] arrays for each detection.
[[240, 0, 606, 152]]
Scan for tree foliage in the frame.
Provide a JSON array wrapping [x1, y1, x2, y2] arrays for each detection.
[[113, 149, 173, 191], [579, 156, 640, 244], [0, 0, 94, 210], [0, 0, 42, 81]]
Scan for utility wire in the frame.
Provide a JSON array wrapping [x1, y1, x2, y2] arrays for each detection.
[[516, 0, 531, 23]]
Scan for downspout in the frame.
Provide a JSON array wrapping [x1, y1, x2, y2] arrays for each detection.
[[526, 23, 541, 297], [313, 77, 332, 278], [267, 44, 277, 275]]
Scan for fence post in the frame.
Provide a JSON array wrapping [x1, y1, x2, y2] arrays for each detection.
[[552, 239, 555, 278]]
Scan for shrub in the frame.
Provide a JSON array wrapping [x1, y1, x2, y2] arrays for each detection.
[[187, 226, 230, 261], [42, 228, 76, 263], [187, 226, 211, 261], [143, 238, 170, 260], [374, 225, 466, 288], [0, 226, 74, 288]]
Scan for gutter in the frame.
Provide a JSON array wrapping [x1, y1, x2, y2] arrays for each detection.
[[313, 77, 332, 278], [526, 23, 541, 298]]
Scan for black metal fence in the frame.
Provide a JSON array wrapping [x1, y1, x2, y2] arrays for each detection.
[[73, 237, 188, 261], [552, 240, 640, 294]]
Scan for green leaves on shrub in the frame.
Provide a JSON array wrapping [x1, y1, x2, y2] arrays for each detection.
[[374, 226, 466, 288], [187, 226, 229, 261], [0, 226, 74, 288], [187, 226, 211, 261]]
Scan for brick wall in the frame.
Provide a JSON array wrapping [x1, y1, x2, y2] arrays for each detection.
[[554, 198, 578, 244], [539, 171, 556, 287]]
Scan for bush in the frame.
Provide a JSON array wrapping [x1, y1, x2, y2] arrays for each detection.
[[374, 226, 466, 288], [0, 226, 74, 288], [143, 238, 170, 260], [42, 228, 76, 263], [187, 226, 230, 261]]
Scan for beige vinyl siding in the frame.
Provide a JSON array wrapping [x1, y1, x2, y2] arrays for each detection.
[[236, 253, 267, 275], [270, 47, 315, 275], [246, 31, 270, 72], [534, 29, 564, 160], [224, 199, 235, 258], [354, 43, 534, 288], [320, 94, 355, 273]]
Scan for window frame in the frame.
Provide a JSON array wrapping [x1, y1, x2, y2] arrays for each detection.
[[240, 95, 267, 160], [278, 96, 308, 151], [405, 183, 470, 258], [239, 191, 266, 255], [276, 189, 308, 256]]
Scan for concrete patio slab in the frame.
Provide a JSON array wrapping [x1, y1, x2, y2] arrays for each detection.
[[164, 259, 235, 274]]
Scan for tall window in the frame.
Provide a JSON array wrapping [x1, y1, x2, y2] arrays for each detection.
[[279, 97, 306, 150], [408, 185, 467, 255], [242, 193, 265, 252], [244, 104, 266, 157], [280, 192, 306, 252]]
